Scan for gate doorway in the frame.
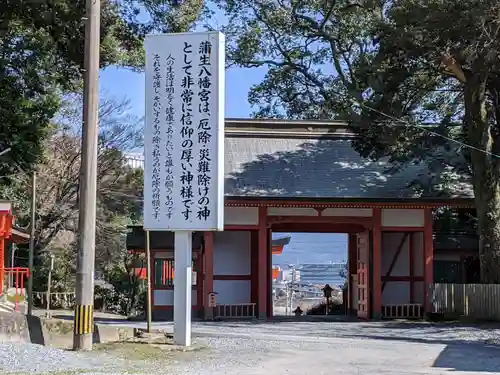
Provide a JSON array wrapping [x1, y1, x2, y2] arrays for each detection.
[[268, 217, 373, 319], [270, 232, 348, 317]]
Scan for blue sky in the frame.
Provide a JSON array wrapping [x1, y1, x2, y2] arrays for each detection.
[[100, 66, 266, 119], [272, 233, 347, 265], [99, 5, 270, 119]]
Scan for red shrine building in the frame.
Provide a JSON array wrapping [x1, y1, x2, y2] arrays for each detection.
[[0, 201, 30, 297], [127, 119, 472, 320]]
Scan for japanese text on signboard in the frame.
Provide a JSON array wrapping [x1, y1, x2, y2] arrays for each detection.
[[143, 32, 224, 231]]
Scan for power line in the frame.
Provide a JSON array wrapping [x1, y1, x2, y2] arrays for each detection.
[[360, 103, 500, 159]]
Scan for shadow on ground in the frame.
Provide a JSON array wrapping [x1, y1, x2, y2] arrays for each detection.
[[346, 321, 500, 373]]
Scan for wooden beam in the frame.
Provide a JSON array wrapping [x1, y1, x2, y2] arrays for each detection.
[[382, 276, 424, 282], [381, 233, 409, 292], [271, 222, 366, 233], [224, 199, 473, 209], [224, 225, 259, 231], [267, 215, 372, 228], [213, 274, 251, 280], [381, 226, 424, 232], [409, 233, 415, 303]]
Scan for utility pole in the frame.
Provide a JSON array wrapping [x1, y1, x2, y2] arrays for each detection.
[[46, 253, 54, 318], [73, 0, 100, 351], [27, 170, 36, 316]]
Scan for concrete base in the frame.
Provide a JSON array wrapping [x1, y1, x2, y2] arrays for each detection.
[[0, 310, 135, 348]]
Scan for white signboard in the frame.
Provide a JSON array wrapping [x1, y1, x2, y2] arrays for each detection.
[[143, 32, 225, 231]]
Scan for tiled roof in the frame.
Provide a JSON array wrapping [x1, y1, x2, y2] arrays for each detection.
[[272, 236, 291, 246], [132, 119, 473, 200], [222, 119, 473, 200], [224, 135, 428, 198], [224, 136, 472, 200]]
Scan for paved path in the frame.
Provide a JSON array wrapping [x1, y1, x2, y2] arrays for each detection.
[[101, 319, 500, 374], [2, 319, 500, 374]]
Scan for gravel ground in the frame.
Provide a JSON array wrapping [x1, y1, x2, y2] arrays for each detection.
[[2, 320, 500, 374]]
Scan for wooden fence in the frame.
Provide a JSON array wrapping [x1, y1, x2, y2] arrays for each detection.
[[430, 283, 500, 321]]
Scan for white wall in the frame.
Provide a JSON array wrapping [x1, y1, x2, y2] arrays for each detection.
[[381, 232, 424, 305], [413, 281, 424, 304], [413, 232, 424, 277], [382, 233, 410, 277], [383, 282, 411, 305], [213, 231, 252, 305], [214, 231, 251, 275], [224, 207, 259, 225], [381, 209, 425, 227], [267, 207, 317, 216], [213, 280, 251, 304], [153, 290, 197, 306], [322, 208, 372, 217]]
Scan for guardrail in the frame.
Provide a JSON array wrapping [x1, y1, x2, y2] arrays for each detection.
[[382, 304, 423, 319], [215, 303, 256, 319]]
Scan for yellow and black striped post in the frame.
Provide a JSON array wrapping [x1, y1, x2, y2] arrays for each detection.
[[73, 304, 94, 335]]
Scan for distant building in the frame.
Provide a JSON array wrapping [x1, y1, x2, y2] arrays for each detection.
[[277, 267, 300, 282], [298, 263, 346, 287], [124, 152, 144, 169]]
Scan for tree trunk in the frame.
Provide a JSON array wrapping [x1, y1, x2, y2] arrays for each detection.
[[465, 70, 500, 283], [476, 196, 500, 283]]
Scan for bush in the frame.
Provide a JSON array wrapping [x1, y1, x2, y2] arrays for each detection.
[[306, 299, 344, 315], [98, 264, 146, 317]]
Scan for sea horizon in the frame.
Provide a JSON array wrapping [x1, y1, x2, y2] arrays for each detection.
[[272, 232, 348, 286]]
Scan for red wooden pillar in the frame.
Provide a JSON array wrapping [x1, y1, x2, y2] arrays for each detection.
[[257, 207, 268, 318], [203, 232, 214, 318], [0, 212, 12, 296], [267, 228, 273, 318], [372, 208, 382, 318], [250, 231, 259, 306], [347, 233, 357, 315], [409, 232, 415, 303], [0, 238, 4, 294], [423, 208, 434, 313]]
